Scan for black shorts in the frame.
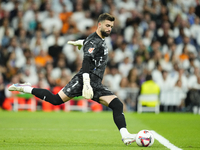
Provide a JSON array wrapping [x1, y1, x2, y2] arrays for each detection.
[[62, 74, 114, 103]]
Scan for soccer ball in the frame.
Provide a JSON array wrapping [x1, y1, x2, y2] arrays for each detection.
[[136, 130, 154, 147]]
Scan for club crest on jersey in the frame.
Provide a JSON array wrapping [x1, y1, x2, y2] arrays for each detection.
[[88, 48, 95, 53]]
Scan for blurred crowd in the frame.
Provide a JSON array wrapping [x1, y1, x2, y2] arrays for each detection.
[[0, 0, 200, 112]]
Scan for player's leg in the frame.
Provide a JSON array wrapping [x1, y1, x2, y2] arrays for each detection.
[[31, 88, 72, 104], [8, 75, 82, 104], [99, 95, 136, 145], [8, 83, 72, 105]]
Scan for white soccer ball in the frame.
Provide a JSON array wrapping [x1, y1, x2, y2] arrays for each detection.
[[136, 130, 154, 147]]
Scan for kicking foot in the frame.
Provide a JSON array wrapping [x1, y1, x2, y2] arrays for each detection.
[[8, 83, 31, 93], [122, 134, 136, 145]]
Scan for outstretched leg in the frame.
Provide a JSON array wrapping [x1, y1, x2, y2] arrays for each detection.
[[8, 83, 71, 105], [31, 88, 64, 105]]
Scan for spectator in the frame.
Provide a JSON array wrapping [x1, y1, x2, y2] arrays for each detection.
[[173, 79, 187, 111], [117, 77, 130, 111], [104, 66, 122, 93], [114, 41, 133, 63], [117, 7, 132, 29], [11, 10, 24, 30], [163, 43, 179, 66], [138, 74, 160, 109], [112, 34, 124, 50], [34, 49, 53, 68], [179, 46, 189, 62], [177, 67, 189, 92], [19, 56, 38, 86], [152, 63, 163, 84], [77, 11, 94, 33], [90, 0, 104, 20], [51, 57, 71, 82], [188, 67, 200, 89], [107, 51, 119, 69], [162, 37, 175, 56], [0, 19, 14, 44], [17, 28, 30, 47], [52, 0, 73, 13], [1, 27, 11, 47], [187, 6, 196, 25], [9, 1, 20, 21], [168, 0, 182, 23], [167, 63, 180, 88], [124, 18, 143, 43], [46, 31, 65, 47], [157, 21, 174, 45], [134, 55, 146, 76], [37, 69, 50, 89], [23, 2, 39, 31], [7, 37, 26, 68], [29, 30, 48, 56], [176, 36, 197, 57], [156, 5, 169, 28], [185, 51, 200, 71], [157, 70, 172, 91], [127, 67, 140, 88], [116, 0, 136, 11], [118, 56, 133, 77], [42, 9, 62, 35], [142, 29, 153, 47], [59, 4, 73, 34], [134, 41, 150, 63], [19, 66, 38, 86], [190, 16, 200, 48], [45, 62, 56, 87], [48, 33, 63, 65], [126, 36, 139, 56], [71, 1, 85, 28]]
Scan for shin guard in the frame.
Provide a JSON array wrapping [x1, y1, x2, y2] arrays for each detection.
[[108, 98, 126, 130]]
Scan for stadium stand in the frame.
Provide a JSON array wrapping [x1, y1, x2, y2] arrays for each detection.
[[0, 0, 200, 113]]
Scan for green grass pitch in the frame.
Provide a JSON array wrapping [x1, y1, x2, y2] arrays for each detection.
[[0, 111, 200, 150]]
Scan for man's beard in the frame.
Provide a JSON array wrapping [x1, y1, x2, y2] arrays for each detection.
[[101, 30, 110, 37]]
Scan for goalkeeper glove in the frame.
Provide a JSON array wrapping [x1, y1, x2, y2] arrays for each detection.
[[67, 40, 84, 50], [82, 73, 93, 99]]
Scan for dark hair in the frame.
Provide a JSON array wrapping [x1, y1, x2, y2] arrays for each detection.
[[97, 13, 115, 23], [145, 74, 152, 81]]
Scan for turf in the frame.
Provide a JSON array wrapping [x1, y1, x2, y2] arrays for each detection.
[[0, 111, 200, 150]]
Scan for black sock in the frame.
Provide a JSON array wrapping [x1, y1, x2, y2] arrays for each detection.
[[108, 98, 126, 130], [32, 88, 64, 105]]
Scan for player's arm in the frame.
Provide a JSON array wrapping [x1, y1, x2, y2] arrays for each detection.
[[81, 42, 95, 99], [67, 40, 84, 50], [82, 56, 94, 99]]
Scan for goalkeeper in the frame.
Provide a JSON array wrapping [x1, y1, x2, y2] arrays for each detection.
[[8, 13, 136, 145]]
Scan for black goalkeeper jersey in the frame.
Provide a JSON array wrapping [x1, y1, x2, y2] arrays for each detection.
[[77, 32, 108, 80]]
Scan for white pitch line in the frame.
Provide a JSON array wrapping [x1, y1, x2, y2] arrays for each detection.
[[151, 130, 182, 150]]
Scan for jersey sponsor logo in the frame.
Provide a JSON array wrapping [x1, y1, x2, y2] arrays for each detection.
[[88, 48, 95, 53]]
